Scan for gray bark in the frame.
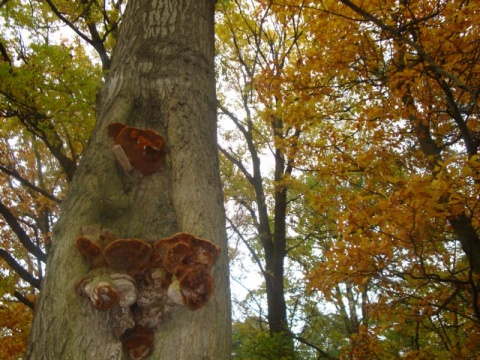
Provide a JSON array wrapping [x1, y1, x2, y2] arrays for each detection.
[[26, 0, 231, 358]]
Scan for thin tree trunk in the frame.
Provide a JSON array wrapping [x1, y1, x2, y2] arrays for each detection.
[[26, 0, 231, 359]]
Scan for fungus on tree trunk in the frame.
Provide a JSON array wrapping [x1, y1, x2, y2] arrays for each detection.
[[76, 273, 120, 311], [74, 229, 221, 359], [74, 229, 149, 312], [103, 238, 153, 276], [74, 226, 117, 269], [121, 325, 155, 360], [154, 232, 221, 310], [108, 122, 166, 176]]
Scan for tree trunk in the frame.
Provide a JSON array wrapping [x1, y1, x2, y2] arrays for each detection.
[[26, 0, 231, 359]]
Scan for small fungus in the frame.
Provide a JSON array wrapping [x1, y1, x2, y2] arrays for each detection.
[[74, 227, 117, 269], [172, 265, 216, 311], [121, 325, 155, 360], [108, 122, 166, 176], [110, 274, 138, 308], [85, 281, 119, 311], [103, 238, 152, 276], [154, 233, 221, 310], [112, 144, 133, 173], [77, 275, 120, 311], [75, 236, 102, 261], [166, 277, 184, 306]]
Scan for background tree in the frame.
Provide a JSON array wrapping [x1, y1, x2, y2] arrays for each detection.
[[216, 0, 310, 357], [25, 0, 230, 359], [217, 1, 346, 358]]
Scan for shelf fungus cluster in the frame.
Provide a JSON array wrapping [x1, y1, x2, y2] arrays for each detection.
[[108, 122, 166, 176], [75, 227, 221, 360]]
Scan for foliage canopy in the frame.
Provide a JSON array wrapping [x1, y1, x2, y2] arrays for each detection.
[[217, 0, 480, 358]]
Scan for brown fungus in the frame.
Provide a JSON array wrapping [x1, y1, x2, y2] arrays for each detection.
[[108, 122, 166, 176], [165, 267, 216, 310], [153, 233, 220, 310], [75, 236, 102, 259], [121, 325, 155, 360], [74, 227, 117, 269], [154, 232, 220, 273], [77, 274, 120, 311], [103, 238, 152, 276]]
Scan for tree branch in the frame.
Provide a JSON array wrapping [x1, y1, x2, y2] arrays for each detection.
[[0, 39, 12, 65], [43, 0, 93, 45], [3, 108, 77, 181], [338, 0, 473, 94], [0, 201, 46, 262], [227, 216, 266, 276], [0, 164, 61, 204], [292, 334, 339, 360], [79, 0, 111, 70], [218, 144, 255, 185], [0, 249, 41, 289], [14, 290, 35, 310]]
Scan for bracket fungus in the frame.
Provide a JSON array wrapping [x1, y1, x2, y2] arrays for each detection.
[[75, 229, 150, 311], [77, 273, 120, 311], [75, 229, 221, 360], [108, 122, 166, 176], [75, 226, 116, 269], [76, 273, 138, 311], [154, 232, 221, 310], [110, 274, 138, 308], [103, 238, 153, 276], [121, 325, 155, 360]]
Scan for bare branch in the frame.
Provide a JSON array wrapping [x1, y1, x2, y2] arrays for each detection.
[[227, 216, 266, 276], [0, 164, 61, 204], [14, 290, 35, 310], [0, 248, 41, 289], [0, 201, 46, 262]]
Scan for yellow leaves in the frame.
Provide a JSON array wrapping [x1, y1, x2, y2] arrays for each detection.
[[219, 0, 480, 356]]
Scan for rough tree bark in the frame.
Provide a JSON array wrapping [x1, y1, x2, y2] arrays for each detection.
[[26, 0, 231, 359]]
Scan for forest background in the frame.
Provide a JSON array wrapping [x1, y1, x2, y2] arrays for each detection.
[[1, 0, 480, 359]]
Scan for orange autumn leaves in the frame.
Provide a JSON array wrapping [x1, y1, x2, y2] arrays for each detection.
[[0, 302, 32, 360], [243, 0, 480, 356]]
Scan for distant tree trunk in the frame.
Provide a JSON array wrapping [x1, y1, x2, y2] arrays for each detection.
[[26, 0, 231, 359]]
